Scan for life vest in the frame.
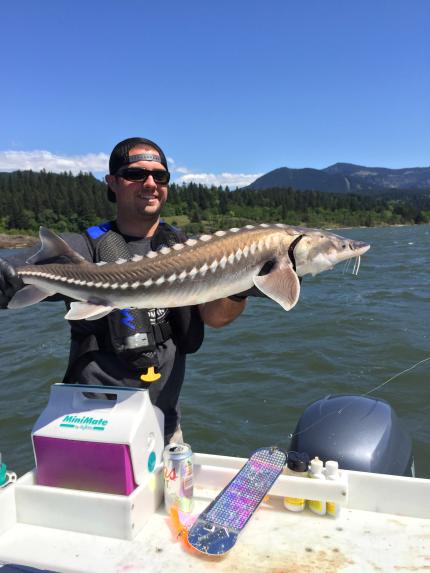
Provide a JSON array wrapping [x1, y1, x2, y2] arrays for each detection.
[[62, 221, 204, 383]]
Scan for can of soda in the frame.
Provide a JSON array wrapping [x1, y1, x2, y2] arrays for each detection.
[[163, 443, 194, 514]]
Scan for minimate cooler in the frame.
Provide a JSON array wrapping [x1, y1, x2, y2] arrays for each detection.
[[32, 384, 164, 495]]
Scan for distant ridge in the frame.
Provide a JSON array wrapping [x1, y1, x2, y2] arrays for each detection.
[[248, 163, 430, 193]]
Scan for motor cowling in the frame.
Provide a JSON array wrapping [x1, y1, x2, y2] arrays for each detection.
[[290, 395, 414, 476]]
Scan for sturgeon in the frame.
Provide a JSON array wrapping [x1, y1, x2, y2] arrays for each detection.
[[8, 224, 370, 320]]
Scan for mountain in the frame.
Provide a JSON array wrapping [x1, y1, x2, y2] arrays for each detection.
[[248, 163, 430, 194]]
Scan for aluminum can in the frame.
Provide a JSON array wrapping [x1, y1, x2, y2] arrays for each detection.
[[163, 442, 194, 513]]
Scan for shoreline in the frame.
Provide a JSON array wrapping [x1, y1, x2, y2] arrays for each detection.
[[0, 222, 426, 249], [0, 234, 38, 249]]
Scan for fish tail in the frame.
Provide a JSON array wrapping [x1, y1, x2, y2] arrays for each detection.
[[8, 227, 89, 310], [26, 227, 88, 265]]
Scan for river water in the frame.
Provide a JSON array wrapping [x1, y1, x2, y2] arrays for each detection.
[[0, 225, 429, 478]]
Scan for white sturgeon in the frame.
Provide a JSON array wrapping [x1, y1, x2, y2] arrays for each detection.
[[8, 224, 370, 320]]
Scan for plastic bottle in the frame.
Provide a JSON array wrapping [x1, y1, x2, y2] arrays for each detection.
[[307, 456, 326, 515], [325, 460, 340, 517], [0, 452, 7, 487], [283, 451, 309, 512]]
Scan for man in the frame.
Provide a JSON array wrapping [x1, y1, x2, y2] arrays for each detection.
[[0, 137, 247, 443]]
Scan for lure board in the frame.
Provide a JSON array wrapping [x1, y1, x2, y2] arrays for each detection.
[[187, 446, 287, 555]]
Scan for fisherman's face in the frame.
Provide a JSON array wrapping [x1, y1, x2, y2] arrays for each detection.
[[106, 146, 169, 221]]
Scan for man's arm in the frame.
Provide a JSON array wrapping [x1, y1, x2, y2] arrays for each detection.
[[198, 297, 246, 328]]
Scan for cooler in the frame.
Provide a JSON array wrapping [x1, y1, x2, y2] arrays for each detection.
[[31, 384, 164, 495]]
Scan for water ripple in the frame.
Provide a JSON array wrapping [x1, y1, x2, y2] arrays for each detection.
[[1, 225, 429, 477]]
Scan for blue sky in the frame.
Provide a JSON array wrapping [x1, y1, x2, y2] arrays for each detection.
[[0, 0, 428, 187]]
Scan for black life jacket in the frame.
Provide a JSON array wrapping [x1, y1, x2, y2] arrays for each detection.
[[62, 221, 204, 383]]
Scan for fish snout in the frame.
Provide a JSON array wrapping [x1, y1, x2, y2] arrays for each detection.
[[348, 239, 370, 255]]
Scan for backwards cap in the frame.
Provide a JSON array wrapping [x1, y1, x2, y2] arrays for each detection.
[[107, 137, 168, 203]]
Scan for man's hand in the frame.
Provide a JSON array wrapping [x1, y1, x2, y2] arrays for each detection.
[[228, 285, 267, 302], [0, 258, 24, 308], [229, 261, 302, 301], [228, 260, 275, 301]]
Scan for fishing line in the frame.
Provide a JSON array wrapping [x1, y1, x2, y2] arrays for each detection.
[[287, 355, 430, 440], [360, 355, 430, 399]]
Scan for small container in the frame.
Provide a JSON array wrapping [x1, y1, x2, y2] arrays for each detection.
[[325, 460, 340, 517], [32, 385, 165, 495], [0, 452, 7, 486], [307, 456, 326, 515], [283, 451, 309, 512], [163, 443, 194, 514]]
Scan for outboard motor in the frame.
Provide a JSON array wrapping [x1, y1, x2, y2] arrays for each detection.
[[290, 395, 414, 476]]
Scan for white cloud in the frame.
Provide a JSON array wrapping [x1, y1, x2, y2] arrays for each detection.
[[0, 149, 262, 189], [0, 150, 109, 175], [174, 166, 192, 175], [173, 171, 262, 189]]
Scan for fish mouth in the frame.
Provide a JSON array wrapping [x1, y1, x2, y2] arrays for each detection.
[[345, 241, 370, 276]]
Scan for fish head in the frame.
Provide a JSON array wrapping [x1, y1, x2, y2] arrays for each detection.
[[292, 228, 370, 276]]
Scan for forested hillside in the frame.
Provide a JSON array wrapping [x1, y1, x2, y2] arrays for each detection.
[[0, 170, 429, 236], [249, 163, 430, 193]]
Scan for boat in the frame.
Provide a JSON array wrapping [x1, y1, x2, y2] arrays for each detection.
[[0, 385, 429, 572]]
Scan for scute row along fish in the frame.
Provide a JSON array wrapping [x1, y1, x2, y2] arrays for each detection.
[[8, 223, 370, 320]]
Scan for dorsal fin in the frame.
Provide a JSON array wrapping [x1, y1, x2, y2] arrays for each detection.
[[26, 227, 88, 265]]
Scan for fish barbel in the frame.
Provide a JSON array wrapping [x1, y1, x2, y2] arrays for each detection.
[[8, 223, 370, 320]]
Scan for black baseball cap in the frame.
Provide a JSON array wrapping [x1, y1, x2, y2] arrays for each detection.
[[107, 137, 168, 203]]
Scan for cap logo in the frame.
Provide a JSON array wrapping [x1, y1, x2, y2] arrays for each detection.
[[128, 153, 162, 164]]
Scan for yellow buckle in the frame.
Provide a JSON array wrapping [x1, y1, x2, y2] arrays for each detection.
[[140, 366, 161, 383]]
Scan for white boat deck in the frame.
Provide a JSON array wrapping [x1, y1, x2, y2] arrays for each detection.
[[1, 452, 429, 573]]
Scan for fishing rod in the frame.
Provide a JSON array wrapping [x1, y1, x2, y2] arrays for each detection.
[[288, 355, 430, 439]]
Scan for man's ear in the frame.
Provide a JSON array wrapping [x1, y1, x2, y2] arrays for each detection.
[[105, 174, 117, 201]]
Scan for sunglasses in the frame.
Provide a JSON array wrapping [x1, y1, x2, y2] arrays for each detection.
[[116, 167, 170, 185]]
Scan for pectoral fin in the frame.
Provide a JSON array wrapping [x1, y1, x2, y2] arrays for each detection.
[[253, 256, 300, 311], [8, 285, 56, 309], [65, 301, 114, 321]]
